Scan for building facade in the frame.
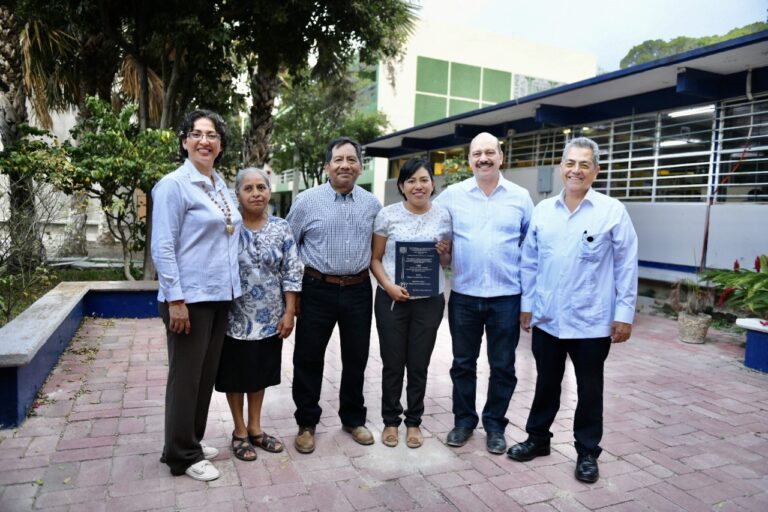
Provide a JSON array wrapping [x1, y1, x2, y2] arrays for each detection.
[[365, 32, 768, 277]]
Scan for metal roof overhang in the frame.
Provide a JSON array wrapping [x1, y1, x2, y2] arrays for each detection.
[[365, 31, 768, 159]]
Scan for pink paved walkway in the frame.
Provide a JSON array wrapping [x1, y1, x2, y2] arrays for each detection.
[[1, 312, 767, 511]]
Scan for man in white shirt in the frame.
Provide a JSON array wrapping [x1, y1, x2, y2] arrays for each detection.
[[434, 132, 533, 455], [508, 137, 638, 484]]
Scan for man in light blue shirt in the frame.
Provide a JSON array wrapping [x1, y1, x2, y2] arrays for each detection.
[[434, 132, 533, 455], [508, 137, 638, 484]]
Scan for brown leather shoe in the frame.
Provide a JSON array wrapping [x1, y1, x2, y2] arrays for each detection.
[[294, 426, 315, 454], [342, 425, 374, 445]]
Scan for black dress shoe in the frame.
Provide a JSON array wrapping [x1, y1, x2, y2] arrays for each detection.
[[575, 454, 599, 483], [486, 431, 507, 454], [506, 440, 551, 461], [445, 427, 473, 447]]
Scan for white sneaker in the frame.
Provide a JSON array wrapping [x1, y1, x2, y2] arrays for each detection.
[[184, 460, 220, 481], [201, 442, 219, 460]]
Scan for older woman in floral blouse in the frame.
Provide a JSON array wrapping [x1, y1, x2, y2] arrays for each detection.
[[215, 167, 303, 461]]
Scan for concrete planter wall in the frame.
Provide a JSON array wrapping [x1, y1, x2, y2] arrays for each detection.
[[0, 281, 159, 428], [736, 318, 768, 373]]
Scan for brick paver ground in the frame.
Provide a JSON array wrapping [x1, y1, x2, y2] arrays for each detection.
[[1, 311, 767, 511]]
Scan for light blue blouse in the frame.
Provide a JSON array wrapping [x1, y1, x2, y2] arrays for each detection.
[[227, 217, 304, 341], [151, 159, 242, 303]]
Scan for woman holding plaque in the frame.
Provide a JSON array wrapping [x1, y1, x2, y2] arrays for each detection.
[[370, 158, 452, 449]]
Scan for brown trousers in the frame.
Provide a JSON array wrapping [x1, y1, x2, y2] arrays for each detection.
[[159, 301, 230, 475]]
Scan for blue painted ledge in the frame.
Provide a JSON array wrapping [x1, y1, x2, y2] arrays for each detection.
[[0, 281, 159, 428]]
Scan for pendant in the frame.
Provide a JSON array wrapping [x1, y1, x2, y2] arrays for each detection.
[[225, 223, 235, 235]]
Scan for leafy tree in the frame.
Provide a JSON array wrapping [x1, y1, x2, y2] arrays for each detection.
[[442, 156, 473, 186], [224, 0, 416, 167], [61, 97, 177, 280], [0, 124, 71, 322], [621, 22, 768, 68], [271, 71, 388, 190], [14, 0, 120, 257]]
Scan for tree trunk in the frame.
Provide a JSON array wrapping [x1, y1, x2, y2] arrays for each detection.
[[244, 71, 281, 166], [0, 7, 43, 272], [56, 190, 89, 257], [142, 192, 155, 279]]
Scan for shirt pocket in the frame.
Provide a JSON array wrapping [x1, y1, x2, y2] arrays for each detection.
[[578, 231, 610, 263], [534, 288, 554, 323], [572, 289, 605, 326]]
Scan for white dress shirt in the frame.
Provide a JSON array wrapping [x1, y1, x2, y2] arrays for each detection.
[[521, 188, 638, 339], [433, 176, 533, 297], [151, 159, 242, 303]]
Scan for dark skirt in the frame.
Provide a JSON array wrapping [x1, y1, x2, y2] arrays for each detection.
[[215, 334, 283, 393]]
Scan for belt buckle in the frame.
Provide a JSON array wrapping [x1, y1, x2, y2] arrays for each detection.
[[338, 275, 350, 286]]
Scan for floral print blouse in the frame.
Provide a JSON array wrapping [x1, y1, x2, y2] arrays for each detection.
[[226, 217, 303, 341]]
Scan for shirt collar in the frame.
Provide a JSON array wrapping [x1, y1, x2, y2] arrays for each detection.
[[555, 187, 597, 210], [183, 159, 224, 190], [324, 181, 357, 201], [462, 174, 511, 194]]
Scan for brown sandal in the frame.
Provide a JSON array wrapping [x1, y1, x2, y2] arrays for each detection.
[[249, 432, 284, 453], [406, 427, 423, 449], [231, 432, 257, 461], [382, 426, 398, 448]]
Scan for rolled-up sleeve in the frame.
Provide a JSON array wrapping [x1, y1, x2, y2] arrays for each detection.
[[151, 178, 185, 301], [612, 207, 638, 324]]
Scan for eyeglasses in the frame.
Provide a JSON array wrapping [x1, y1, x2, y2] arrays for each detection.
[[187, 131, 220, 141]]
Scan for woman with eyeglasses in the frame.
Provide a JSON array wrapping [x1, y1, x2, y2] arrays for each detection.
[[151, 109, 241, 482]]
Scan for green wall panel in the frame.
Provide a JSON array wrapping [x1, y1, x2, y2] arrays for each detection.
[[449, 98, 479, 117], [415, 94, 447, 125], [482, 68, 512, 103], [416, 57, 449, 95], [450, 63, 481, 99]]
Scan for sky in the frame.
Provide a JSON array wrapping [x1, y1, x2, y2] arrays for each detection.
[[416, 0, 768, 71]]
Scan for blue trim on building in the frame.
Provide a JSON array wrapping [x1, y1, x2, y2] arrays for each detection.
[[639, 260, 699, 274]]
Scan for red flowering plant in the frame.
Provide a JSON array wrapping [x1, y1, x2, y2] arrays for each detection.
[[702, 255, 768, 322]]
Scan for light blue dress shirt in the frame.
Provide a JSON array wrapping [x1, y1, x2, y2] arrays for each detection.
[[433, 176, 533, 297], [151, 159, 242, 303], [287, 182, 381, 275], [521, 188, 638, 339]]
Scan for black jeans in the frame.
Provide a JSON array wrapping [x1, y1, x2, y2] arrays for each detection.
[[375, 288, 444, 427], [159, 300, 230, 475], [525, 327, 611, 457], [292, 275, 373, 427], [448, 291, 521, 433]]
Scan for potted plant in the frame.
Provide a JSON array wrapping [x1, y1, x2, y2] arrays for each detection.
[[669, 278, 713, 344], [702, 255, 768, 372]]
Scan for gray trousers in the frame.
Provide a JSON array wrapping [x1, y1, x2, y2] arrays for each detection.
[[159, 301, 230, 475]]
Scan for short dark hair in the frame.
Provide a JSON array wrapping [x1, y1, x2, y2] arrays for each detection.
[[397, 158, 435, 198], [324, 137, 362, 164], [178, 109, 228, 165]]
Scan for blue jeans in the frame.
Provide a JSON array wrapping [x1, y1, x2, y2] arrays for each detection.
[[448, 291, 520, 433]]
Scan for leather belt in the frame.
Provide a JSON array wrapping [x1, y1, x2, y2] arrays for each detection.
[[304, 267, 369, 286]]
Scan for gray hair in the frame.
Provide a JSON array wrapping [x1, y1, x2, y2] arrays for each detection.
[[234, 166, 271, 193], [562, 137, 600, 167]]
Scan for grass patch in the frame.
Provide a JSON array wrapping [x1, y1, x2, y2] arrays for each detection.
[[1, 267, 128, 327]]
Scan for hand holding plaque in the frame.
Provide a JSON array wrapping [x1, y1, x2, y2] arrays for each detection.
[[394, 241, 440, 297]]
